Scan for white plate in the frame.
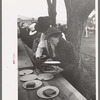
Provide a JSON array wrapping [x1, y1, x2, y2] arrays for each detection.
[[23, 80, 42, 89], [37, 73, 54, 81], [37, 86, 59, 99], [20, 74, 38, 82], [44, 61, 61, 64], [19, 69, 33, 75]]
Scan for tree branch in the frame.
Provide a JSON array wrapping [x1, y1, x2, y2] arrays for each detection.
[[52, 0, 56, 10], [47, 0, 52, 7]]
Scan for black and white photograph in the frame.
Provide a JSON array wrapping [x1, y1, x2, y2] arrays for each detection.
[[17, 0, 96, 100], [2, 0, 98, 100]]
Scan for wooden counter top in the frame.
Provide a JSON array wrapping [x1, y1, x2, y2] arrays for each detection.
[[18, 38, 87, 100], [18, 38, 33, 70]]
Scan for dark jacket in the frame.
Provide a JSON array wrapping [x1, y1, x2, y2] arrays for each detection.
[[49, 38, 80, 85], [19, 28, 41, 49], [54, 38, 78, 70]]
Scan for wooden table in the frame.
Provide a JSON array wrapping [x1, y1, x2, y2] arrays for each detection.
[[18, 38, 34, 70], [18, 39, 87, 100]]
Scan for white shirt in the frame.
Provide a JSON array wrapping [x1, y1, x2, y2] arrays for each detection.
[[62, 32, 66, 40], [35, 33, 48, 57]]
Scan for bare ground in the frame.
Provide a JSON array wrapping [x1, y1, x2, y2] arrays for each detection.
[[76, 32, 96, 100]]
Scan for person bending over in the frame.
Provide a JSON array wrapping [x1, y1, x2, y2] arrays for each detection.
[[45, 27, 80, 86]]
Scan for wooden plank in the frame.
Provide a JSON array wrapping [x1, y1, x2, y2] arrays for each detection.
[[24, 44, 37, 66], [43, 81, 68, 100], [31, 68, 87, 100], [18, 38, 87, 100], [40, 75, 86, 100], [18, 74, 46, 100], [18, 68, 62, 100], [18, 75, 28, 100], [36, 68, 86, 100], [18, 38, 33, 69], [18, 66, 86, 100], [18, 70, 86, 100], [37, 68, 86, 100], [56, 74, 86, 100]]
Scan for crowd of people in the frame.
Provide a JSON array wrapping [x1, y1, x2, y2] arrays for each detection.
[[18, 16, 80, 87]]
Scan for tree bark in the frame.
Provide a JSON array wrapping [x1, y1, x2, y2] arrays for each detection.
[[47, 0, 57, 26], [64, 0, 95, 68]]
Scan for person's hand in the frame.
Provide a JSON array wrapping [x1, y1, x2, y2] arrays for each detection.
[[52, 66, 63, 75], [36, 57, 43, 64], [46, 58, 53, 61], [39, 55, 49, 62], [40, 55, 47, 59]]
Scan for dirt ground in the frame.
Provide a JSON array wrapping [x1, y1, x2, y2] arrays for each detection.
[[76, 32, 96, 100]]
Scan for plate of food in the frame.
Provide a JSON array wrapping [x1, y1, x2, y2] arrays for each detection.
[[19, 69, 33, 76], [44, 61, 61, 65], [23, 80, 42, 89], [37, 86, 59, 99], [20, 74, 38, 82], [37, 73, 54, 81], [42, 65, 63, 73]]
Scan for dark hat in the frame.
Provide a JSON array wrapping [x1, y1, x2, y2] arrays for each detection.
[[35, 16, 52, 32], [45, 27, 61, 40]]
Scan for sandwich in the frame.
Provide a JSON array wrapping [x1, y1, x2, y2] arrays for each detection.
[[43, 88, 56, 97], [26, 82, 35, 88]]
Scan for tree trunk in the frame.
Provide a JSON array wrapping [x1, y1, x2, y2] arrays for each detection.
[[64, 0, 95, 99], [64, 0, 95, 68], [47, 0, 57, 26]]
